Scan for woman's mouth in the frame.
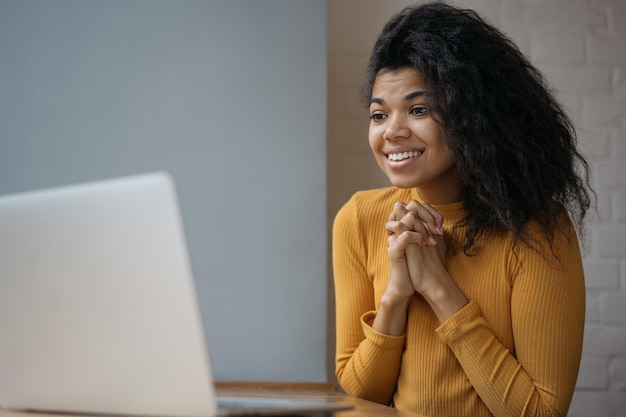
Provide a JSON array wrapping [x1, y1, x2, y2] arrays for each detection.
[[386, 151, 422, 161]]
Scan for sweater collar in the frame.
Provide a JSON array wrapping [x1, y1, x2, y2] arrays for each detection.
[[409, 188, 465, 225]]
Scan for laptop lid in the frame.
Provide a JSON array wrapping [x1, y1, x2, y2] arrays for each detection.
[[0, 173, 218, 417]]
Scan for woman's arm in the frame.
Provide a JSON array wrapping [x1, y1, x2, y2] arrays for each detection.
[[332, 197, 406, 405], [436, 223, 585, 417]]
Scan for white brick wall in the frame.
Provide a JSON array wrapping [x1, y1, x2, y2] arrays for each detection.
[[328, 1, 626, 415], [491, 2, 626, 415]]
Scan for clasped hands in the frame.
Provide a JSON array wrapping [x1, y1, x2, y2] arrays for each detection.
[[385, 200, 448, 300]]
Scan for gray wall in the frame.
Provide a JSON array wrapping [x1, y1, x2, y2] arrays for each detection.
[[0, 0, 327, 382]]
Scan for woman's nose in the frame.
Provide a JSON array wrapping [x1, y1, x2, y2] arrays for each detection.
[[383, 114, 410, 141]]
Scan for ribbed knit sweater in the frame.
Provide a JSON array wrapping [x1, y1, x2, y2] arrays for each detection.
[[332, 187, 585, 417]]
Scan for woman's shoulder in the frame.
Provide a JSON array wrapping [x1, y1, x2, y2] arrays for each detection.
[[349, 186, 412, 210], [509, 209, 583, 271], [334, 186, 410, 229]]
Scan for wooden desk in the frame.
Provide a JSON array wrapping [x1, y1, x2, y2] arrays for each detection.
[[0, 381, 414, 417], [216, 381, 414, 416]]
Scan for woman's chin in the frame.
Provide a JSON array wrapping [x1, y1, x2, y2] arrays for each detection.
[[387, 176, 419, 189]]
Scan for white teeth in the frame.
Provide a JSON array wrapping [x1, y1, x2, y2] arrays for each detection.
[[387, 151, 420, 161]]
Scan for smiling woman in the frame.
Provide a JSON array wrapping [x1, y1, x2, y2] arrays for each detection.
[[368, 68, 461, 203], [332, 2, 594, 417]]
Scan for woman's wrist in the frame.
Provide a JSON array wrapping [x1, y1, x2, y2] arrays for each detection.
[[420, 276, 468, 324], [372, 289, 413, 336], [380, 287, 413, 309]]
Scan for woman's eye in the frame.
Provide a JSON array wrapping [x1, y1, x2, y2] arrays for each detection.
[[370, 113, 387, 122], [410, 106, 428, 115]]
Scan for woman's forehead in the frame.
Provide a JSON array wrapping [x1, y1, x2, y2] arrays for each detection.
[[371, 68, 429, 98]]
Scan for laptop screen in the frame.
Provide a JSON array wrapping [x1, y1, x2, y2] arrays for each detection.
[[0, 173, 218, 417]]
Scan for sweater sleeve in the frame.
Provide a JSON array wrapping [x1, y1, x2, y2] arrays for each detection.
[[332, 195, 405, 405], [436, 222, 585, 417]]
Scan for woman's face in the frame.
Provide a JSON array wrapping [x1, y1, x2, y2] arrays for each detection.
[[368, 68, 463, 204]]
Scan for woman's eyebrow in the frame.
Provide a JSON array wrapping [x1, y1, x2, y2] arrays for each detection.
[[404, 90, 427, 101], [369, 90, 428, 106]]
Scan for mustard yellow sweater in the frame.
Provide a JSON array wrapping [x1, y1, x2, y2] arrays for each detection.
[[332, 187, 585, 417]]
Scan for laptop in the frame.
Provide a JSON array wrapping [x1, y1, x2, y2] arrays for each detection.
[[0, 172, 351, 417]]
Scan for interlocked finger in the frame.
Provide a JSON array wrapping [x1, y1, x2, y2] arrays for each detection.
[[386, 219, 410, 237], [397, 229, 434, 247], [400, 211, 437, 246], [388, 201, 409, 223], [405, 200, 444, 236], [387, 217, 435, 246]]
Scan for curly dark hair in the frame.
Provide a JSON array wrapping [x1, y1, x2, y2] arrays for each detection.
[[363, 1, 594, 255]]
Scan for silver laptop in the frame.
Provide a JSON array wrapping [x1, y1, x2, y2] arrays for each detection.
[[0, 172, 351, 417]]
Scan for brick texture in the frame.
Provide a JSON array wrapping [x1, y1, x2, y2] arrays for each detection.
[[584, 259, 620, 289], [577, 357, 609, 389], [488, 4, 626, 414]]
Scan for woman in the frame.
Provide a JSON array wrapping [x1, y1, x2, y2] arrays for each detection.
[[332, 2, 593, 416]]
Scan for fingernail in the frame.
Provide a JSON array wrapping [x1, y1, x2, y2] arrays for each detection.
[[436, 226, 444, 235], [428, 237, 437, 245]]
